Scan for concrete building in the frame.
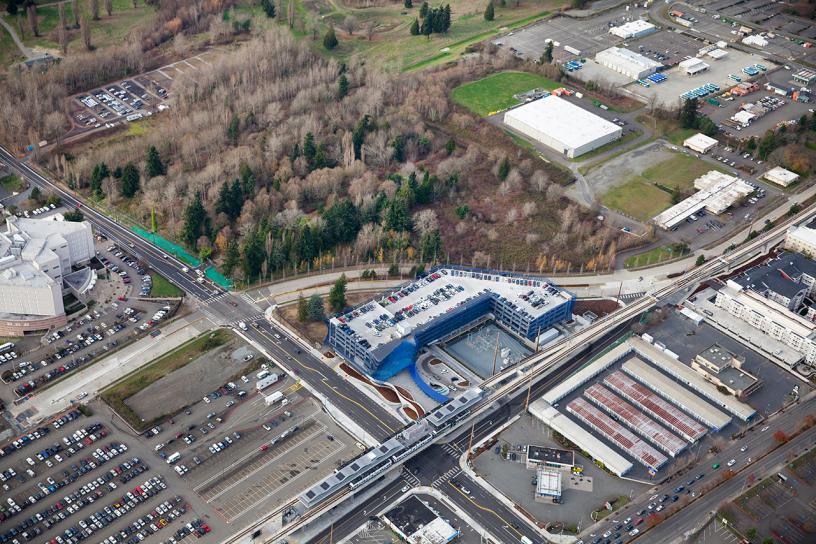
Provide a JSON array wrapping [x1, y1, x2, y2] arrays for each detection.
[[683, 133, 718, 154], [534, 467, 562, 503], [679, 57, 710, 76], [714, 279, 816, 366], [328, 266, 575, 380], [608, 20, 657, 39], [763, 166, 799, 187], [384, 496, 459, 544], [691, 344, 760, 397], [525, 445, 575, 470], [0, 216, 95, 335], [653, 171, 754, 230], [595, 47, 662, 80], [706, 48, 727, 60], [786, 218, 816, 257], [731, 81, 759, 96], [503, 95, 622, 158], [793, 69, 816, 86]]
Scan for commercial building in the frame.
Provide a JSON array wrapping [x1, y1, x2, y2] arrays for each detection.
[[604, 371, 708, 442], [679, 57, 710, 76], [504, 95, 622, 158], [608, 20, 657, 39], [793, 69, 816, 86], [542, 340, 633, 405], [691, 344, 760, 398], [0, 216, 95, 336], [706, 48, 727, 60], [714, 254, 816, 367], [653, 171, 754, 230], [595, 47, 662, 80], [328, 266, 575, 380], [621, 357, 732, 430], [731, 81, 759, 96], [631, 337, 756, 421], [584, 383, 687, 457], [786, 218, 816, 257], [567, 397, 668, 473], [763, 166, 799, 187], [534, 467, 562, 503], [384, 495, 460, 544], [526, 445, 575, 470], [683, 133, 718, 154], [529, 399, 634, 477]]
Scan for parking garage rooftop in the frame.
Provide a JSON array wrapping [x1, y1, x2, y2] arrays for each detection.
[[331, 267, 573, 352]]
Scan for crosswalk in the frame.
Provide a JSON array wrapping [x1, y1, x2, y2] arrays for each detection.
[[401, 469, 420, 487], [432, 466, 461, 488], [239, 292, 263, 311], [620, 291, 646, 303], [441, 442, 463, 457], [227, 313, 265, 329], [204, 292, 231, 304]]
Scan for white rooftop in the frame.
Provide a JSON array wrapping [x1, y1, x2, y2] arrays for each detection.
[[331, 268, 572, 352], [653, 171, 753, 229], [535, 467, 562, 497], [504, 95, 622, 151], [680, 57, 709, 71], [763, 166, 799, 186], [409, 517, 459, 544], [684, 133, 718, 150], [609, 19, 656, 38], [707, 48, 727, 59]]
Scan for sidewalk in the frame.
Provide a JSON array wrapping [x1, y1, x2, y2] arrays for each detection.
[[10, 313, 214, 425]]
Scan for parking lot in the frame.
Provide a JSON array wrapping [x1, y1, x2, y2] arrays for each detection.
[[66, 51, 217, 136], [492, 6, 649, 63], [623, 46, 777, 108], [0, 239, 180, 403]]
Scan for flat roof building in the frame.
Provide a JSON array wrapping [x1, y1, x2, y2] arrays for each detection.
[[604, 371, 708, 442], [529, 399, 634, 477], [608, 20, 657, 39], [596, 46, 662, 80], [683, 133, 718, 154], [535, 467, 562, 503], [653, 171, 753, 229], [328, 266, 574, 380], [0, 216, 95, 336], [584, 383, 688, 457], [793, 69, 816, 86], [384, 496, 460, 544], [763, 166, 799, 187], [692, 344, 760, 398], [679, 57, 710, 76], [567, 397, 668, 473], [526, 445, 575, 470], [786, 217, 816, 258], [504, 95, 623, 158]]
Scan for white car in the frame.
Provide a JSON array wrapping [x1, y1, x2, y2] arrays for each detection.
[[727, 459, 736, 467], [740, 446, 748, 452]]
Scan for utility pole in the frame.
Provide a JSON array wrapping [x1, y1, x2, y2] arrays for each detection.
[[534, 325, 542, 351], [524, 369, 535, 411], [491, 330, 500, 376]]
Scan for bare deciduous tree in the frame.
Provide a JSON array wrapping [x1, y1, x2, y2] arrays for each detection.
[[71, 0, 79, 27], [342, 16, 358, 36], [81, 16, 92, 50], [89, 0, 100, 21], [27, 5, 39, 37], [58, 3, 68, 54], [104, 0, 112, 17]]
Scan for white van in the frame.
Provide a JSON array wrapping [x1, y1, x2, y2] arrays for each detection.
[[166, 452, 181, 465]]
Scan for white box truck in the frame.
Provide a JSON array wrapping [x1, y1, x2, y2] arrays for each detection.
[[256, 374, 279, 391], [264, 391, 284, 406]]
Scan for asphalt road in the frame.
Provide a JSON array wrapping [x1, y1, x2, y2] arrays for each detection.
[[0, 145, 402, 442]]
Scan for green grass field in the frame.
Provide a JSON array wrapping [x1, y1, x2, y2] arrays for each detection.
[[624, 243, 689, 268], [601, 154, 728, 221], [149, 272, 184, 298], [452, 71, 561, 116], [101, 329, 229, 430]]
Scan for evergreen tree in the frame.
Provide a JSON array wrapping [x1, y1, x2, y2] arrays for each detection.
[[314, 143, 329, 169], [145, 145, 165, 177], [223, 239, 240, 277], [484, 1, 494, 21], [443, 4, 451, 32], [297, 293, 308, 322], [404, 0, 412, 7], [421, 13, 432, 37], [419, 230, 442, 262], [337, 74, 349, 98], [328, 273, 348, 312], [680, 97, 698, 129], [323, 26, 338, 50], [30, 186, 42, 203], [392, 135, 406, 162], [121, 163, 140, 198], [259, 0, 275, 18], [322, 199, 361, 246], [445, 137, 456, 155], [239, 162, 255, 196], [290, 143, 301, 162], [498, 156, 510, 180], [181, 192, 207, 248], [542, 41, 553, 63], [415, 171, 434, 204], [90, 162, 109, 199], [241, 229, 266, 280], [409, 17, 419, 35], [227, 114, 240, 146], [419, 1, 429, 17], [303, 132, 317, 168], [307, 294, 325, 321]]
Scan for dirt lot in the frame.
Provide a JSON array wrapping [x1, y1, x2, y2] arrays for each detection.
[[126, 340, 259, 422]]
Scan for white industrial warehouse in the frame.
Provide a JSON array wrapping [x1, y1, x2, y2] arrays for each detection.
[[683, 133, 718, 154], [503, 95, 623, 158], [608, 20, 657, 39], [595, 46, 662, 80]]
